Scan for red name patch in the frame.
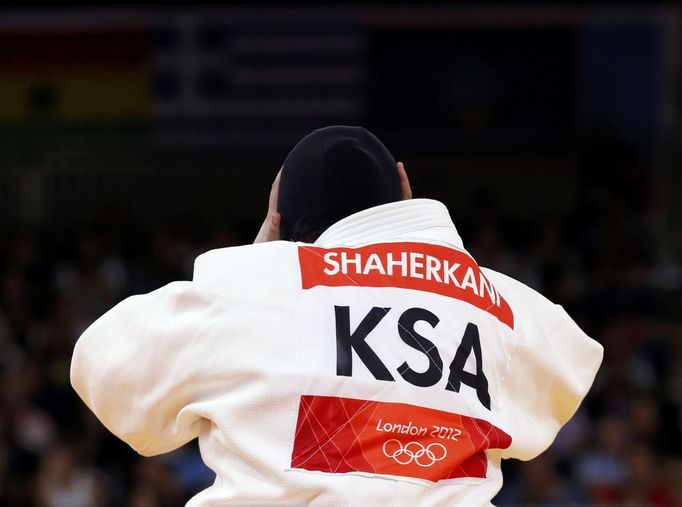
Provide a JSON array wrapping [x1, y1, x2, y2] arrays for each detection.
[[290, 395, 512, 482], [298, 242, 514, 329]]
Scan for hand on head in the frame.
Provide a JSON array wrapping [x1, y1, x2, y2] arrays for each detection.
[[254, 162, 411, 244], [397, 161, 412, 200], [253, 169, 282, 243]]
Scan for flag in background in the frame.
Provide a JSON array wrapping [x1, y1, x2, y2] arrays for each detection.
[[0, 26, 151, 122]]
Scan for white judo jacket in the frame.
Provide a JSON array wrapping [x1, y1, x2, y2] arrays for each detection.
[[71, 199, 603, 506]]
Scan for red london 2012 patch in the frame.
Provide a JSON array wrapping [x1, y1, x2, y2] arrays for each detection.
[[290, 395, 512, 482]]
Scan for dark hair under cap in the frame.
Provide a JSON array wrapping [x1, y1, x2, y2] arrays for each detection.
[[277, 126, 402, 243]]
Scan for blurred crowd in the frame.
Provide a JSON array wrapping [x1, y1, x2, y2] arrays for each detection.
[[0, 221, 228, 506], [1, 137, 681, 506]]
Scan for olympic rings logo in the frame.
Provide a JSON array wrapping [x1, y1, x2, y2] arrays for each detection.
[[382, 439, 447, 467]]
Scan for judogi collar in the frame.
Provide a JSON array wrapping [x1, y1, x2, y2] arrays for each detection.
[[314, 198, 464, 250]]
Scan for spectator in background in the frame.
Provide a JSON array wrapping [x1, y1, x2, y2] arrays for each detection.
[[619, 443, 677, 507], [36, 442, 102, 507], [125, 459, 184, 507], [577, 415, 630, 502]]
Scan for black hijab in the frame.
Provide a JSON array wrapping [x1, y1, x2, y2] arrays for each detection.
[[278, 126, 402, 242]]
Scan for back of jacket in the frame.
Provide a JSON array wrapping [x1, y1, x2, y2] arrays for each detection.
[[71, 199, 603, 506]]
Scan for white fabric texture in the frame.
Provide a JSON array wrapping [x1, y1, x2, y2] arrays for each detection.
[[71, 199, 603, 506]]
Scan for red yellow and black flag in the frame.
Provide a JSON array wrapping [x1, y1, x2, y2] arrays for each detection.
[[0, 26, 151, 123]]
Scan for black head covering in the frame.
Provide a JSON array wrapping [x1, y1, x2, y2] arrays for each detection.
[[278, 126, 402, 242]]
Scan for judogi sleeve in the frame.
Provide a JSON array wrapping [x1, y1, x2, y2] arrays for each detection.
[[483, 269, 604, 461], [70, 281, 225, 456]]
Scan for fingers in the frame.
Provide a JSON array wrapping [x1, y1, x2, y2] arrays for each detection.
[[254, 211, 281, 243], [268, 169, 282, 214], [397, 161, 412, 200], [254, 169, 283, 243], [269, 212, 281, 241]]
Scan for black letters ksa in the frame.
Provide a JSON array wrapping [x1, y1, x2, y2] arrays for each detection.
[[335, 305, 491, 410]]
